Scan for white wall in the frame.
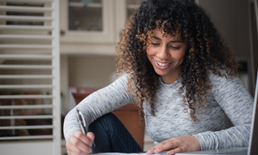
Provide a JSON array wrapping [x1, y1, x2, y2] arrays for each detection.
[[68, 55, 116, 88], [60, 55, 116, 113]]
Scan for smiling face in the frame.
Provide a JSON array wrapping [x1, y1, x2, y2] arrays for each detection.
[[146, 28, 188, 84]]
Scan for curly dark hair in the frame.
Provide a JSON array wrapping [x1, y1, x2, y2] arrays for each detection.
[[115, 0, 238, 122]]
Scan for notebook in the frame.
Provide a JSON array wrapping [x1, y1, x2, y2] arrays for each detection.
[[176, 72, 258, 155]]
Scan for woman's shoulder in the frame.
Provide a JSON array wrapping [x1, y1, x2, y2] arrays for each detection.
[[207, 69, 243, 91], [109, 73, 130, 87], [113, 73, 129, 82], [207, 69, 237, 81]]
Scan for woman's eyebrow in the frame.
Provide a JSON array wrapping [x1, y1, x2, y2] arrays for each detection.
[[152, 35, 162, 41], [152, 35, 184, 43]]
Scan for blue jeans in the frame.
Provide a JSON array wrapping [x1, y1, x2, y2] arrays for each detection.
[[88, 113, 143, 153]]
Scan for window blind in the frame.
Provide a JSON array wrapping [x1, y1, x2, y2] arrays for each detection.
[[0, 0, 61, 155]]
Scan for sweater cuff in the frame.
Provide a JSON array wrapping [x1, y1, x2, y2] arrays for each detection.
[[193, 131, 218, 151]]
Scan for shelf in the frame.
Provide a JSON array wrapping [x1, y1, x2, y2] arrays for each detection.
[[127, 4, 140, 10], [69, 2, 102, 8]]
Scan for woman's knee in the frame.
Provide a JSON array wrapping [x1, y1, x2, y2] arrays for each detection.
[[88, 113, 121, 132]]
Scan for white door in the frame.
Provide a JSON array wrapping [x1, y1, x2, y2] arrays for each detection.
[[0, 0, 61, 155]]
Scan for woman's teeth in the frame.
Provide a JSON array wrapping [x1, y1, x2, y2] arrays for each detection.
[[157, 61, 169, 66]]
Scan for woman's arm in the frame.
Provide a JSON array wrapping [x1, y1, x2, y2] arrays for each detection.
[[63, 74, 135, 141], [194, 72, 254, 150], [147, 72, 254, 154]]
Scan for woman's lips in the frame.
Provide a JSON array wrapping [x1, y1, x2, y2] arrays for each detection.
[[154, 60, 171, 69]]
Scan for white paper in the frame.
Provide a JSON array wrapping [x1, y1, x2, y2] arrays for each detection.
[[93, 152, 167, 155]]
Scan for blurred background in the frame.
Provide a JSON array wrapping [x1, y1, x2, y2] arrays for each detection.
[[0, 0, 257, 154]]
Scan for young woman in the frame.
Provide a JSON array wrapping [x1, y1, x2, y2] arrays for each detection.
[[64, 0, 254, 154]]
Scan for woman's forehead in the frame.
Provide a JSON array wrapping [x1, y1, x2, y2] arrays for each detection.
[[152, 20, 181, 33], [151, 27, 182, 40]]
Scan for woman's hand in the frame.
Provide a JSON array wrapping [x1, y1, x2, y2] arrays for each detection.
[[146, 136, 201, 155], [66, 130, 95, 155]]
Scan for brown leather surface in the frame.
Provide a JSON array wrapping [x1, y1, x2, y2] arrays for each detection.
[[71, 92, 145, 150]]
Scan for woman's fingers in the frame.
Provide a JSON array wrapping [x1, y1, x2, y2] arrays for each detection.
[[147, 139, 178, 154], [86, 132, 95, 141], [146, 147, 155, 154], [66, 131, 95, 155], [166, 147, 183, 155], [73, 131, 94, 146], [146, 136, 201, 155]]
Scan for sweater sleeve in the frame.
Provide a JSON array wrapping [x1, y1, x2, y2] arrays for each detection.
[[193, 72, 254, 150], [63, 74, 135, 141]]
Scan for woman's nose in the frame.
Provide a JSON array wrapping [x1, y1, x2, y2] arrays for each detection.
[[156, 45, 169, 59]]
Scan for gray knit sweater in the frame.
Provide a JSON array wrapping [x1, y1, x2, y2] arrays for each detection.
[[63, 71, 254, 150]]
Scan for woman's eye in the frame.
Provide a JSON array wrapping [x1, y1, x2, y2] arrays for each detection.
[[170, 46, 180, 50], [151, 42, 160, 46]]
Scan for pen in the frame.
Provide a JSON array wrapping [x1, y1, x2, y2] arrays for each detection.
[[76, 108, 96, 146], [76, 108, 87, 135]]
